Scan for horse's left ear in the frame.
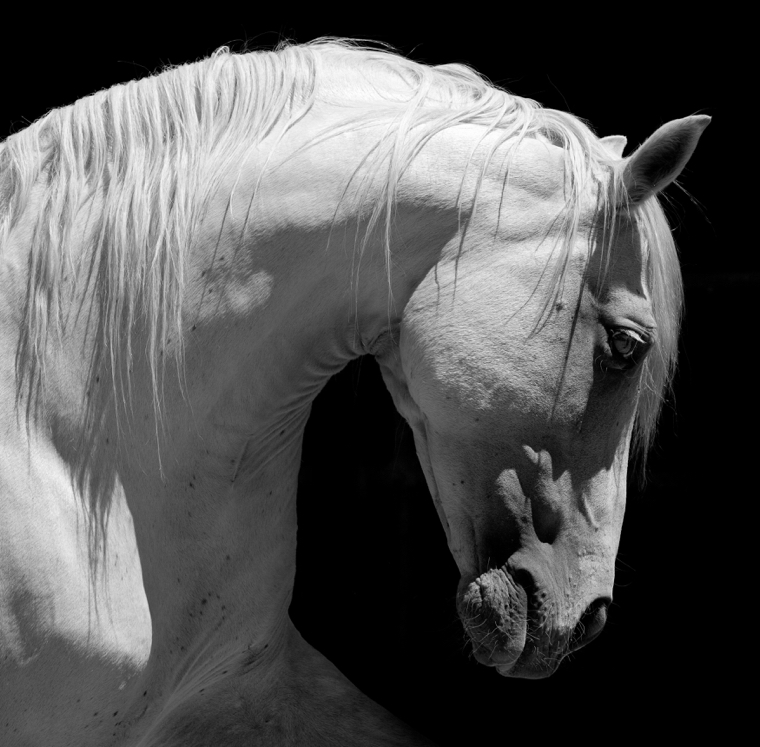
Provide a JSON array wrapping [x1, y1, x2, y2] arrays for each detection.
[[600, 135, 627, 158], [621, 115, 711, 204]]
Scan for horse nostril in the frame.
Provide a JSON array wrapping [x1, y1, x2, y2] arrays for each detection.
[[569, 597, 610, 653]]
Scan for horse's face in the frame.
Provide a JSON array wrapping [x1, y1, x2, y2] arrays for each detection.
[[383, 236, 646, 676], [377, 136, 665, 678], [377, 115, 708, 677]]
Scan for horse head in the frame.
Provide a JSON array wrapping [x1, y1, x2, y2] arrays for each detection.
[[377, 115, 709, 678]]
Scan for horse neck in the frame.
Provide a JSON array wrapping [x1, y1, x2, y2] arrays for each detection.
[[121, 120, 471, 652], [113, 270, 354, 675]]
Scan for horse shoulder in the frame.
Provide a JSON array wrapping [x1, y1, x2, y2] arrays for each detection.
[[0, 422, 150, 745]]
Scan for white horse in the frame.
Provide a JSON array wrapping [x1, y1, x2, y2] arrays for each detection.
[[0, 40, 708, 746]]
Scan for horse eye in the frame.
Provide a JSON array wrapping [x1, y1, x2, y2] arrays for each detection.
[[602, 328, 650, 371], [611, 329, 640, 358]]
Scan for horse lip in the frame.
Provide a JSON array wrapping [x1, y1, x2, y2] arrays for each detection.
[[493, 638, 561, 679], [483, 627, 555, 679], [458, 566, 565, 679], [495, 661, 519, 677], [458, 567, 529, 670], [496, 656, 556, 679], [473, 647, 522, 670]]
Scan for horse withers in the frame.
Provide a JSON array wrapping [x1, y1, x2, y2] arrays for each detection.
[[0, 40, 708, 745]]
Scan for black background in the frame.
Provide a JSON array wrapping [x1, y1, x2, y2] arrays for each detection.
[[2, 16, 745, 744]]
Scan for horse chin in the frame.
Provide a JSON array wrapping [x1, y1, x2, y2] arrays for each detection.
[[456, 567, 560, 680]]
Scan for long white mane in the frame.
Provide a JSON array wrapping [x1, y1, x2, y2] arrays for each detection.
[[0, 38, 681, 461]]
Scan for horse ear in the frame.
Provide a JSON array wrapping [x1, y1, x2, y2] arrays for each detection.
[[600, 135, 627, 158], [621, 115, 711, 204]]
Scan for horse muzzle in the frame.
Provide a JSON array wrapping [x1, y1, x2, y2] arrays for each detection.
[[456, 566, 610, 679]]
